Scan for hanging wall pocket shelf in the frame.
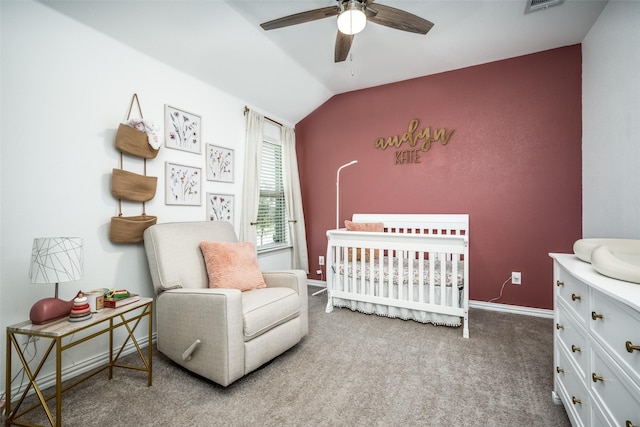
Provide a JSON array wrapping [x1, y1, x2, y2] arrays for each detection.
[[111, 168, 157, 202], [116, 123, 159, 159], [109, 93, 159, 244], [110, 213, 157, 244], [115, 93, 160, 159]]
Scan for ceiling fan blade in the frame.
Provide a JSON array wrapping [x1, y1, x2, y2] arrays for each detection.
[[260, 6, 339, 31], [335, 31, 354, 63], [368, 3, 434, 35]]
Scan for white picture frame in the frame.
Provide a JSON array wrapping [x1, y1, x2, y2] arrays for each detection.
[[165, 162, 201, 205], [206, 144, 234, 183], [206, 193, 234, 224], [164, 105, 201, 154]]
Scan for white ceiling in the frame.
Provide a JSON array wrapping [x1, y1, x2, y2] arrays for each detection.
[[41, 0, 607, 124]]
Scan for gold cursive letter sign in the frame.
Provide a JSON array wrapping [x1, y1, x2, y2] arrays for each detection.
[[374, 119, 454, 165]]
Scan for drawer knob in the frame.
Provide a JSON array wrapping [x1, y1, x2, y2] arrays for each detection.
[[626, 341, 640, 353], [571, 344, 581, 353], [591, 372, 604, 382], [556, 367, 564, 374], [571, 293, 581, 301], [556, 323, 564, 330], [591, 311, 603, 320], [556, 280, 564, 287], [571, 396, 582, 405]]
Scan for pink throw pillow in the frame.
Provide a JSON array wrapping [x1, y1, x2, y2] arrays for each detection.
[[200, 241, 266, 291], [345, 220, 384, 232], [344, 220, 384, 261]]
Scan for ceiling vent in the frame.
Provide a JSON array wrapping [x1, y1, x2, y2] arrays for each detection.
[[524, 0, 564, 14]]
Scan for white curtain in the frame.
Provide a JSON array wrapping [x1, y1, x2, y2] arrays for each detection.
[[282, 126, 309, 273], [239, 110, 264, 243]]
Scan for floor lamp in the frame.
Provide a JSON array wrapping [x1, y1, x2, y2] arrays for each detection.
[[314, 160, 358, 297], [336, 160, 358, 229]]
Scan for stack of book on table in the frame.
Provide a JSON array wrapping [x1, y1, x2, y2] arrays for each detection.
[[103, 289, 140, 308]]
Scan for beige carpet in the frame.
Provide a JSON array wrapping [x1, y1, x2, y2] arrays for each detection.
[[11, 293, 570, 426]]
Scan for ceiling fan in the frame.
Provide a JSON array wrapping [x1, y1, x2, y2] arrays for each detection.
[[260, 0, 434, 63]]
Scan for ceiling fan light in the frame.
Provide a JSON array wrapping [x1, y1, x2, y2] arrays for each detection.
[[337, 1, 366, 35]]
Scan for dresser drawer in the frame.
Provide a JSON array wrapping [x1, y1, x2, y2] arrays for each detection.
[[590, 343, 640, 427], [556, 270, 590, 325], [557, 301, 590, 384], [590, 289, 640, 386], [556, 345, 591, 427], [589, 403, 611, 427]]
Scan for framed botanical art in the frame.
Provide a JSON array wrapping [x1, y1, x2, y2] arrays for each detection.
[[206, 144, 234, 183], [164, 105, 201, 154], [165, 162, 201, 206], [207, 193, 234, 224]]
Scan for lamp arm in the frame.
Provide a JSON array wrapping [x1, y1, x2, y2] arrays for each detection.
[[335, 160, 358, 229]]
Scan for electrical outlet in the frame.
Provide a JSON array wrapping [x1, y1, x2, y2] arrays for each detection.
[[316, 269, 322, 275], [512, 272, 522, 285], [319, 256, 325, 266]]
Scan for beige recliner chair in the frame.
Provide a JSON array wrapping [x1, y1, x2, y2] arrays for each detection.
[[143, 221, 308, 387]]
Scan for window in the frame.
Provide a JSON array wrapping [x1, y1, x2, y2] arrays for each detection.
[[256, 137, 289, 250]]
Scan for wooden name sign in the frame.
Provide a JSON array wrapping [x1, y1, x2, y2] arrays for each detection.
[[374, 119, 454, 165]]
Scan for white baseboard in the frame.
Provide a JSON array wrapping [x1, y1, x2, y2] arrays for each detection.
[[470, 300, 553, 318], [307, 279, 326, 288]]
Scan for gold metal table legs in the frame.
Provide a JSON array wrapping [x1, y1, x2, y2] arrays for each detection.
[[5, 299, 153, 427]]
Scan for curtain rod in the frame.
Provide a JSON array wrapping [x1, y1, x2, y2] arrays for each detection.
[[243, 106, 283, 127]]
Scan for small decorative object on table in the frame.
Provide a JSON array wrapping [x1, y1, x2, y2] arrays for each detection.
[[84, 289, 105, 312], [103, 289, 140, 308], [68, 292, 92, 322]]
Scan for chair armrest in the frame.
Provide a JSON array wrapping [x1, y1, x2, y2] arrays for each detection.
[[155, 288, 245, 386], [262, 270, 307, 297], [262, 270, 308, 337]]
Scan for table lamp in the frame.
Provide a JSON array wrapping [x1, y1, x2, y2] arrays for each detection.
[[28, 237, 83, 325]]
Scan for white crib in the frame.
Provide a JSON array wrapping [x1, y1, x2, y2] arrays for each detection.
[[326, 214, 469, 338]]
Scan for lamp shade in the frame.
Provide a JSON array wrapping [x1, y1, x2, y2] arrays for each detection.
[[29, 237, 83, 284], [29, 237, 83, 324], [337, 1, 367, 35]]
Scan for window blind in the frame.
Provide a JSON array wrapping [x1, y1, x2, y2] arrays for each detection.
[[256, 140, 289, 249]]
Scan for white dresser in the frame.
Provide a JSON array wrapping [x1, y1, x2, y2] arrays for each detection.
[[550, 253, 640, 427]]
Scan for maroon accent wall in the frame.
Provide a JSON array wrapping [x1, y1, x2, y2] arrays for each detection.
[[296, 45, 582, 310]]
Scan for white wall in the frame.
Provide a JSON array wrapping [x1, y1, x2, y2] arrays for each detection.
[[582, 0, 640, 238], [0, 1, 288, 391]]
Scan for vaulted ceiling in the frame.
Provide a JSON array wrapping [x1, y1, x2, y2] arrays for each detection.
[[41, 0, 607, 124]]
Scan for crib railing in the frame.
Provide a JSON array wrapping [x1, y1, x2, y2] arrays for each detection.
[[326, 229, 468, 316], [352, 213, 468, 237], [332, 248, 463, 306]]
